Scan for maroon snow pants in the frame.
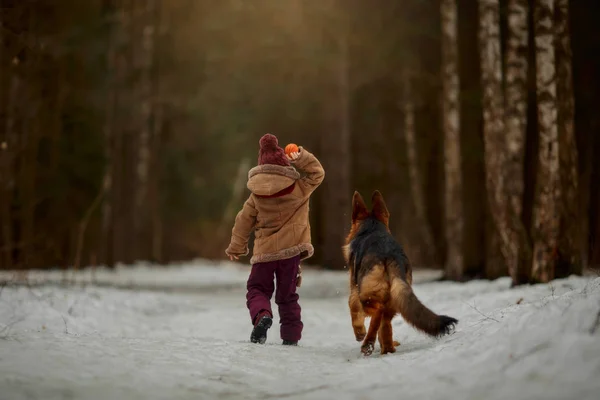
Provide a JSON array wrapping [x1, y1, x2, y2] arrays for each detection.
[[246, 254, 303, 342]]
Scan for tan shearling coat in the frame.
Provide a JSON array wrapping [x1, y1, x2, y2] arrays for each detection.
[[225, 147, 324, 265]]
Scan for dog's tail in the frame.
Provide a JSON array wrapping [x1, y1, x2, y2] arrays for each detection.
[[389, 274, 457, 337]]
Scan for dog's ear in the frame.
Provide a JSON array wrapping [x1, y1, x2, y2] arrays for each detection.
[[371, 190, 390, 225], [352, 191, 369, 222]]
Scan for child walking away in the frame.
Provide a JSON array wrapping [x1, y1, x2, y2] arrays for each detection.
[[225, 133, 325, 346]]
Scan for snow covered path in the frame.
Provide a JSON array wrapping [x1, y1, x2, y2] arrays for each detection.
[[1, 263, 599, 400]]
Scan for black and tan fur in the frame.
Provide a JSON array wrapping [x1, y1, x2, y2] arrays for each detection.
[[343, 190, 458, 356]]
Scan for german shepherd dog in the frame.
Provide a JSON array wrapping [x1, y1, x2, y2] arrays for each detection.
[[343, 190, 458, 356]]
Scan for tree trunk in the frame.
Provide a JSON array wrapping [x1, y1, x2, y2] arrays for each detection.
[[478, 0, 510, 278], [19, 102, 40, 269], [554, 0, 581, 277], [0, 69, 19, 269], [458, 0, 486, 278], [149, 1, 165, 263], [101, 0, 119, 267], [149, 106, 162, 263], [440, 0, 464, 280], [532, 0, 559, 283], [102, 58, 115, 267], [110, 4, 131, 266], [403, 71, 437, 265], [18, 13, 40, 269], [320, 31, 351, 270], [504, 0, 531, 284], [133, 0, 156, 261], [570, 0, 600, 270]]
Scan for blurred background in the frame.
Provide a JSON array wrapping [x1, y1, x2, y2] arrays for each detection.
[[0, 0, 598, 284]]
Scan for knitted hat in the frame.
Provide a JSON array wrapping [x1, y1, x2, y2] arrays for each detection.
[[258, 133, 290, 166]]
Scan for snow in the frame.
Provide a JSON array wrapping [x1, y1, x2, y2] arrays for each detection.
[[1, 261, 599, 400]]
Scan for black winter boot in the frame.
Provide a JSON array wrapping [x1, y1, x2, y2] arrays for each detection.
[[250, 311, 273, 344]]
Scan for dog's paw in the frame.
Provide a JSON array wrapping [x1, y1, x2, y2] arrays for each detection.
[[361, 342, 374, 356], [380, 340, 399, 355], [354, 326, 366, 342]]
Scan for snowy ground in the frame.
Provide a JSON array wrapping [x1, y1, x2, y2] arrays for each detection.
[[1, 261, 599, 400]]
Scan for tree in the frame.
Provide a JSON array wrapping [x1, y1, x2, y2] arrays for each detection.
[[319, 25, 351, 270], [478, 0, 509, 278], [148, 0, 169, 263], [441, 0, 464, 280], [1, 58, 19, 269], [457, 0, 485, 278], [303, 0, 351, 269], [134, 0, 155, 260], [402, 70, 437, 265], [102, 0, 129, 267], [504, 0, 531, 284], [570, 0, 600, 270], [531, 0, 559, 282], [0, 6, 22, 268], [554, 0, 581, 276], [101, 0, 117, 268]]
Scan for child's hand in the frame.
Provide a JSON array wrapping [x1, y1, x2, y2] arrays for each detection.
[[286, 151, 300, 161]]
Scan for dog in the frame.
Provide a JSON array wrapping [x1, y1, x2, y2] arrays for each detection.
[[342, 190, 458, 356]]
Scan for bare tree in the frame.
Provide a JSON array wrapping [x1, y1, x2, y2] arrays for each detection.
[[504, 0, 531, 284], [133, 0, 157, 260], [0, 63, 19, 269], [478, 0, 509, 278], [17, 10, 40, 269], [532, 0, 559, 282], [101, 0, 123, 267], [403, 70, 437, 263], [110, 3, 133, 266], [101, 2, 117, 267], [148, 0, 169, 263], [554, 0, 581, 276], [320, 28, 351, 269], [441, 0, 464, 279]]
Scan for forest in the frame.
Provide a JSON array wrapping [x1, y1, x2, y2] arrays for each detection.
[[1, 0, 599, 286]]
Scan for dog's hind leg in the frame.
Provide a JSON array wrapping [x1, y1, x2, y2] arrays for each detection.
[[361, 306, 382, 356], [349, 284, 366, 341], [377, 321, 400, 351], [358, 265, 388, 355], [378, 309, 397, 355]]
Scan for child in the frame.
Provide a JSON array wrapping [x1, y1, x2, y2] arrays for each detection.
[[225, 133, 325, 346]]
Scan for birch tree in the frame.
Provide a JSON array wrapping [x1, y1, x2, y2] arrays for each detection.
[[441, 0, 464, 280]]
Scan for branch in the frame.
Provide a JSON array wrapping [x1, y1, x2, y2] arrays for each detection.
[[464, 301, 500, 323], [590, 309, 600, 335], [0, 316, 25, 339], [73, 175, 108, 273], [61, 315, 69, 335]]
